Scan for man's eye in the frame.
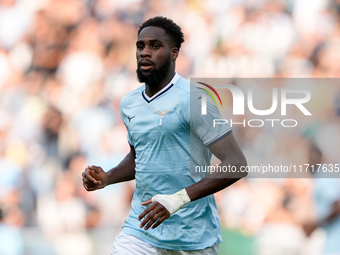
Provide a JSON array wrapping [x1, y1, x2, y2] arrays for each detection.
[[137, 45, 144, 50], [152, 44, 160, 49]]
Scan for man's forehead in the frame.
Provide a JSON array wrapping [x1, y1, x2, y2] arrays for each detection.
[[137, 26, 169, 43]]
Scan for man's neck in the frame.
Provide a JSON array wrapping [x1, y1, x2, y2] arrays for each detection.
[[144, 71, 176, 98]]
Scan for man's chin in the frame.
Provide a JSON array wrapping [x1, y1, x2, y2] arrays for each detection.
[[136, 56, 171, 86], [137, 69, 151, 83]]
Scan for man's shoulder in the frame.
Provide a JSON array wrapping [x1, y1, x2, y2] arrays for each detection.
[[120, 84, 145, 107], [174, 76, 203, 94], [174, 76, 190, 94], [173, 76, 205, 103]]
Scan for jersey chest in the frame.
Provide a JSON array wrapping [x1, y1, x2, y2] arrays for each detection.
[[124, 100, 185, 134]]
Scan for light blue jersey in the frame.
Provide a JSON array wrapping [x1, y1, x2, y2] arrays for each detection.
[[119, 73, 231, 250]]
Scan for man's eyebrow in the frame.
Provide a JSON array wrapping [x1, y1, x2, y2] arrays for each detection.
[[149, 39, 163, 44], [136, 39, 164, 44]]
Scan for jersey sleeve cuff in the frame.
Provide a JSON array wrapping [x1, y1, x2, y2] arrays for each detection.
[[205, 129, 232, 147]]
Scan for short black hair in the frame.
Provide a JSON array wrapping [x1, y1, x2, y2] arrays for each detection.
[[138, 16, 184, 50]]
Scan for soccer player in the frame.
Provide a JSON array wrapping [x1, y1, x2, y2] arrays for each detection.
[[82, 16, 247, 254]]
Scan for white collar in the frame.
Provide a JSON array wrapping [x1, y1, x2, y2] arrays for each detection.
[[142, 73, 180, 101]]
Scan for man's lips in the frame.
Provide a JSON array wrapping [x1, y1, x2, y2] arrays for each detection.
[[139, 60, 154, 71]]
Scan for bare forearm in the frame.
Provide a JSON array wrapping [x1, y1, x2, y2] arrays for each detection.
[[186, 176, 240, 202], [106, 150, 136, 185], [186, 157, 247, 201]]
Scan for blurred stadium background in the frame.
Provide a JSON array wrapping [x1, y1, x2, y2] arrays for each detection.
[[0, 0, 340, 254]]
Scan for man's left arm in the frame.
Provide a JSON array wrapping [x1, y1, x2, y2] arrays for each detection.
[[138, 132, 247, 230], [186, 132, 247, 201]]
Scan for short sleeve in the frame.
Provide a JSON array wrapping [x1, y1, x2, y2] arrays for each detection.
[[120, 97, 134, 146], [189, 85, 232, 146]]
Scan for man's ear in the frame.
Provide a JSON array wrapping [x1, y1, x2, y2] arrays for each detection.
[[172, 47, 179, 60]]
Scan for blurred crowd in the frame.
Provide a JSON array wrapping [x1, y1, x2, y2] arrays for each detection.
[[0, 0, 340, 254]]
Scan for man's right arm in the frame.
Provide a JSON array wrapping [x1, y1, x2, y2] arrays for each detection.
[[82, 144, 136, 191]]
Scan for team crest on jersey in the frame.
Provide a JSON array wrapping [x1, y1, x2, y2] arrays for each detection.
[[155, 110, 171, 127]]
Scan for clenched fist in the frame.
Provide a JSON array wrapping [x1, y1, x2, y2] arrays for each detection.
[[82, 165, 108, 191]]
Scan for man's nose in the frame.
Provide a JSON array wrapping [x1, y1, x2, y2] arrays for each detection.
[[140, 46, 151, 58]]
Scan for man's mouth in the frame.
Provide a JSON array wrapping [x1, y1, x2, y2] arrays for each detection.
[[139, 60, 154, 72]]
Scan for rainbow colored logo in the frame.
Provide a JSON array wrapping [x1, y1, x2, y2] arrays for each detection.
[[197, 82, 223, 106]]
